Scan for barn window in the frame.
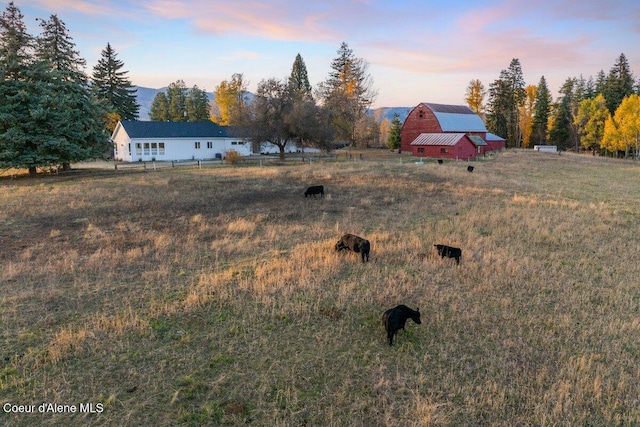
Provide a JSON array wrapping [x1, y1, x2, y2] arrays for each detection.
[[207, 141, 213, 149], [135, 143, 142, 155], [159, 143, 165, 155], [417, 148, 424, 153], [418, 110, 424, 119], [441, 148, 448, 154], [195, 141, 201, 149]]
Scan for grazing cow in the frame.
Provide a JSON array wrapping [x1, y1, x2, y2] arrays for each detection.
[[437, 159, 443, 164], [304, 185, 324, 198], [434, 244, 462, 265], [335, 233, 370, 262], [467, 165, 474, 172], [382, 305, 421, 346]]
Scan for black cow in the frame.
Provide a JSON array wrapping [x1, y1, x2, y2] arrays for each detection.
[[304, 185, 324, 198], [382, 305, 421, 346], [467, 165, 474, 172], [335, 233, 370, 262], [434, 244, 462, 265]]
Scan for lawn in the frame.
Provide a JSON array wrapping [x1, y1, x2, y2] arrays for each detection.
[[1, 150, 640, 426]]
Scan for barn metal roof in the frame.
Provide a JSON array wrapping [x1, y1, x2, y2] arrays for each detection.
[[468, 135, 487, 146], [409, 133, 467, 146], [485, 132, 506, 141], [421, 103, 488, 133], [118, 120, 239, 139]]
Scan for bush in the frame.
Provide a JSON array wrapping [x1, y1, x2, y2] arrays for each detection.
[[224, 150, 243, 164]]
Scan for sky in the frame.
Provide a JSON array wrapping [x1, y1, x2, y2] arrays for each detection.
[[12, 0, 640, 108]]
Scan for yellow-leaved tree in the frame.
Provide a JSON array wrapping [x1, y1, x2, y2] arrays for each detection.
[[601, 94, 640, 157], [575, 94, 609, 152]]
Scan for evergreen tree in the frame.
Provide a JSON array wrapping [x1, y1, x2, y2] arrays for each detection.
[[318, 42, 377, 144], [530, 76, 552, 145], [386, 113, 402, 150], [486, 59, 526, 147], [603, 53, 635, 115], [35, 14, 85, 77], [91, 43, 139, 122], [149, 92, 169, 121], [186, 85, 211, 121], [289, 53, 312, 99], [166, 80, 187, 121], [548, 78, 579, 150], [0, 3, 109, 176]]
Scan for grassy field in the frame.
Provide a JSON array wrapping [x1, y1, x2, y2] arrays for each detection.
[[1, 151, 640, 426]]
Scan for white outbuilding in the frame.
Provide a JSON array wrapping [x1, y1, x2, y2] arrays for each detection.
[[111, 121, 252, 162]]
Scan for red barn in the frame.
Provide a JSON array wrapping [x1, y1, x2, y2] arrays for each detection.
[[400, 102, 505, 159]]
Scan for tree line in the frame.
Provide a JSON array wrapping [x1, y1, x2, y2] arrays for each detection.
[[149, 45, 380, 160], [0, 2, 140, 176], [465, 54, 639, 157]]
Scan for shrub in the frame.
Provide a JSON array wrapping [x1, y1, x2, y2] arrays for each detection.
[[224, 150, 243, 164]]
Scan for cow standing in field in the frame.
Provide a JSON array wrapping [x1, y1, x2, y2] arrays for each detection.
[[434, 244, 462, 265], [304, 185, 324, 198], [382, 305, 421, 346], [335, 233, 370, 262]]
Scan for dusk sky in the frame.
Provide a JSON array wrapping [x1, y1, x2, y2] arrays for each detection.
[[14, 0, 640, 108]]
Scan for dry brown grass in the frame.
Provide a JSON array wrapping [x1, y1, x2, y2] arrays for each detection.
[[2, 151, 640, 426]]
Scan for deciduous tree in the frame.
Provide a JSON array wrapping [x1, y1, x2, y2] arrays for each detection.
[[465, 79, 486, 116], [575, 94, 609, 153], [213, 73, 249, 126], [602, 94, 640, 157]]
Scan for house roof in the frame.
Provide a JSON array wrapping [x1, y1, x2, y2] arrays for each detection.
[[421, 103, 488, 133], [117, 120, 238, 139], [410, 133, 468, 146]]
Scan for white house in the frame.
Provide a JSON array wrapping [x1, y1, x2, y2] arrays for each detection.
[[111, 121, 252, 162]]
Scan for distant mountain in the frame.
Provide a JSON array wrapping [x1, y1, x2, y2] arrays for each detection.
[[370, 107, 412, 124], [133, 86, 411, 123]]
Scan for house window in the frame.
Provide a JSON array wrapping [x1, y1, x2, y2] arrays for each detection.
[[195, 141, 201, 149], [231, 141, 237, 145], [207, 141, 213, 149], [114, 144, 118, 156], [159, 143, 165, 155], [441, 148, 448, 154], [144, 143, 150, 155], [135, 143, 142, 155], [128, 143, 131, 156], [151, 143, 158, 155]]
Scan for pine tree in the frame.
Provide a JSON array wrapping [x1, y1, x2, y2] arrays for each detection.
[[166, 80, 188, 121], [186, 85, 211, 121], [289, 53, 312, 98], [603, 53, 635, 115], [149, 92, 169, 121], [91, 43, 139, 122], [35, 14, 85, 77], [318, 42, 377, 144], [530, 76, 552, 145], [0, 3, 109, 176], [486, 59, 526, 147], [387, 113, 402, 150]]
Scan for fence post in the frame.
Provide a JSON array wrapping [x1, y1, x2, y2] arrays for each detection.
[[114, 164, 118, 172]]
